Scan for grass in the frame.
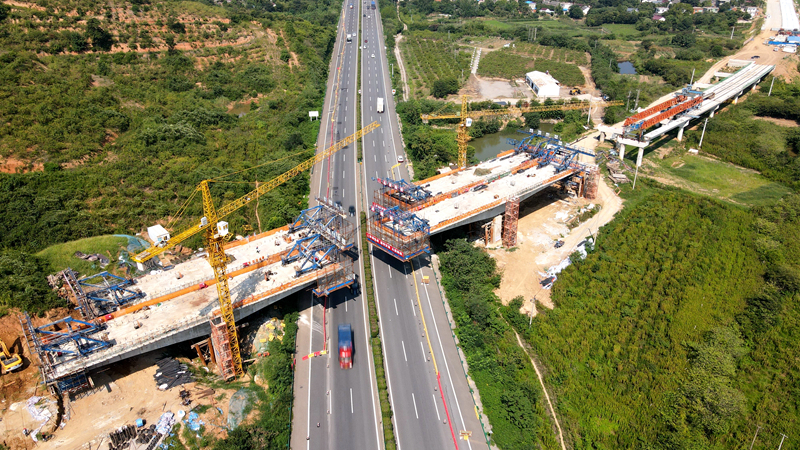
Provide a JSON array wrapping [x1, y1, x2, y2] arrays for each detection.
[[601, 24, 640, 39], [401, 31, 471, 98], [647, 154, 793, 207], [35, 235, 129, 277], [477, 48, 585, 85]]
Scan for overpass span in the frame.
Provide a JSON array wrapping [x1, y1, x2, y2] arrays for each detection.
[[367, 139, 599, 261]]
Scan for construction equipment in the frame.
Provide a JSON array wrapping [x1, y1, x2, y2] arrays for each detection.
[[131, 122, 379, 379], [569, 88, 582, 95], [421, 96, 623, 169], [1, 338, 23, 373]]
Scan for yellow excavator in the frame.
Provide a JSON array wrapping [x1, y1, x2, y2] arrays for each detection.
[[1, 338, 22, 374]]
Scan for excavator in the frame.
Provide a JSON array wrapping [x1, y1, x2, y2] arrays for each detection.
[[1, 338, 22, 374]]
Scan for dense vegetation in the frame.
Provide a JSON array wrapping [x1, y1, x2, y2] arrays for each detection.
[[0, 0, 341, 257], [684, 77, 800, 191], [400, 30, 471, 98], [505, 183, 800, 448], [0, 250, 66, 317], [477, 43, 587, 86], [438, 239, 558, 450], [211, 310, 300, 450]]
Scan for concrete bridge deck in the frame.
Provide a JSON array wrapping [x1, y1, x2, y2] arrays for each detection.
[[416, 152, 589, 235], [48, 227, 339, 379]]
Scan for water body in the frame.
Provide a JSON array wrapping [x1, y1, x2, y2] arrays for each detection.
[[618, 61, 637, 75], [471, 123, 556, 161]]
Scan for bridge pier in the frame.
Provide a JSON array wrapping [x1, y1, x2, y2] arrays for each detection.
[[636, 148, 644, 167], [710, 105, 719, 118], [734, 94, 740, 105], [617, 142, 626, 161], [677, 125, 685, 142]]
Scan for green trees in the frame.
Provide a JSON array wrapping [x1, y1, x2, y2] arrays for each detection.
[[431, 77, 459, 98], [438, 239, 555, 449], [568, 5, 584, 19], [86, 18, 114, 51], [0, 250, 66, 316]]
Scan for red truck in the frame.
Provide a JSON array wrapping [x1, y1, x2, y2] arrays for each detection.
[[338, 324, 353, 369]]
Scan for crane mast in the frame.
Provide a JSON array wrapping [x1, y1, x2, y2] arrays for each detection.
[[133, 122, 379, 378]]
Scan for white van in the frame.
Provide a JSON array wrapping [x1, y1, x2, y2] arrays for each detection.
[[377, 97, 384, 113]]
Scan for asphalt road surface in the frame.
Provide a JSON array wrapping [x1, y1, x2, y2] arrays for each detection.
[[359, 3, 491, 450], [291, 1, 382, 449]]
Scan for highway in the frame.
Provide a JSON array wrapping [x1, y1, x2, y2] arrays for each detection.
[[360, 2, 490, 450], [291, 0, 382, 449]]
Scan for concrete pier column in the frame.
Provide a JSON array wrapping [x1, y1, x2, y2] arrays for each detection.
[[677, 125, 685, 142], [617, 142, 626, 161], [710, 106, 718, 118], [636, 148, 644, 167], [734, 94, 740, 105]]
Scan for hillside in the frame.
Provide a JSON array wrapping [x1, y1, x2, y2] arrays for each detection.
[[0, 0, 340, 257], [505, 183, 800, 448]]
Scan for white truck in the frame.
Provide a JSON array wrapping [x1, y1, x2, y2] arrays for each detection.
[[377, 97, 384, 113], [347, 33, 352, 43]]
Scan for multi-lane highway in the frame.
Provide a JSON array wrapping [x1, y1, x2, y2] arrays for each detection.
[[293, 0, 490, 449], [292, 1, 382, 449], [360, 4, 490, 450]]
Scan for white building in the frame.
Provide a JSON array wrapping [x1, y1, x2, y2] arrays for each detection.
[[525, 71, 560, 98]]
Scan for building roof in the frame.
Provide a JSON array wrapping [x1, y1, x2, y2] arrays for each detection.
[[525, 70, 560, 86]]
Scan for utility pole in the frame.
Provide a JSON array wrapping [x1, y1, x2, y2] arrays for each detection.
[[730, 26, 735, 39], [634, 89, 640, 111], [778, 433, 788, 450], [632, 164, 639, 190], [626, 90, 632, 111], [534, 27, 537, 41], [391, 63, 394, 77], [698, 117, 709, 148], [768, 76, 775, 96], [748, 425, 762, 450], [690, 67, 695, 85], [529, 297, 535, 327]]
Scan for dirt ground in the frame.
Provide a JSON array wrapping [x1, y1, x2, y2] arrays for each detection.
[[1, 350, 238, 450], [486, 131, 623, 316]]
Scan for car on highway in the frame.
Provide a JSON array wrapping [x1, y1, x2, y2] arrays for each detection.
[[348, 205, 356, 216], [349, 3, 353, 8], [371, 53, 375, 58], [397, 155, 405, 163]]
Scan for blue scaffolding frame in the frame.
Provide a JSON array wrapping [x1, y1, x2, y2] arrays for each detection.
[[373, 177, 433, 203], [78, 271, 145, 310]]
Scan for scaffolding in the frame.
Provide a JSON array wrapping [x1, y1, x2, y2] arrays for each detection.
[[502, 197, 520, 248], [62, 268, 95, 321], [78, 272, 145, 317], [313, 253, 356, 297], [283, 199, 356, 277], [585, 170, 599, 199], [19, 313, 111, 393], [210, 316, 236, 380], [367, 185, 431, 262]]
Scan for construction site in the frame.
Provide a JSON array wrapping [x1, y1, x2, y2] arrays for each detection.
[[367, 127, 601, 262]]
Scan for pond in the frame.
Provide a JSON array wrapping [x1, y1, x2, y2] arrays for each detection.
[[618, 61, 637, 75], [470, 123, 556, 161]]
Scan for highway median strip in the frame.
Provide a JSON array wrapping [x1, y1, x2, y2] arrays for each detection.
[[360, 213, 397, 450]]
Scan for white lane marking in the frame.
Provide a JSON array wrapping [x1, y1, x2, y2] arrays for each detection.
[[375, 171, 378, 179], [389, 267, 392, 279], [343, 170, 345, 179], [432, 394, 441, 421], [343, 154, 346, 162], [384, 154, 387, 162], [342, 189, 345, 198], [350, 388, 354, 414], [394, 298, 398, 315], [373, 140, 375, 147], [422, 280, 474, 450], [306, 296, 314, 450], [410, 297, 416, 316], [329, 389, 332, 415], [383, 140, 385, 146], [374, 154, 376, 162], [412, 393, 419, 419], [401, 340, 407, 361], [345, 300, 348, 312], [420, 341, 426, 363]]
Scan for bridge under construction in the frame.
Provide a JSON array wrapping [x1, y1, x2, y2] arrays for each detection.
[[367, 130, 600, 261]]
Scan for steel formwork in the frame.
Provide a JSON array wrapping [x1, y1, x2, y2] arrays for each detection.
[[78, 271, 145, 317], [367, 187, 431, 262], [502, 197, 520, 248]]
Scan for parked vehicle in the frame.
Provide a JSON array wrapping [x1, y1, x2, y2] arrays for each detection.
[[377, 97, 384, 113]]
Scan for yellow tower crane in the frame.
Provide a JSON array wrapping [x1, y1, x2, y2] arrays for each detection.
[[421, 95, 624, 168], [132, 122, 380, 379]]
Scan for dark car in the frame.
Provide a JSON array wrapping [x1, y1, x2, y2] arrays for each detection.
[[348, 205, 356, 216], [554, 240, 565, 248], [472, 184, 488, 192]]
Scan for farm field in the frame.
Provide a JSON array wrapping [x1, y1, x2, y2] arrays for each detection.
[[400, 30, 472, 98], [477, 44, 587, 86]]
